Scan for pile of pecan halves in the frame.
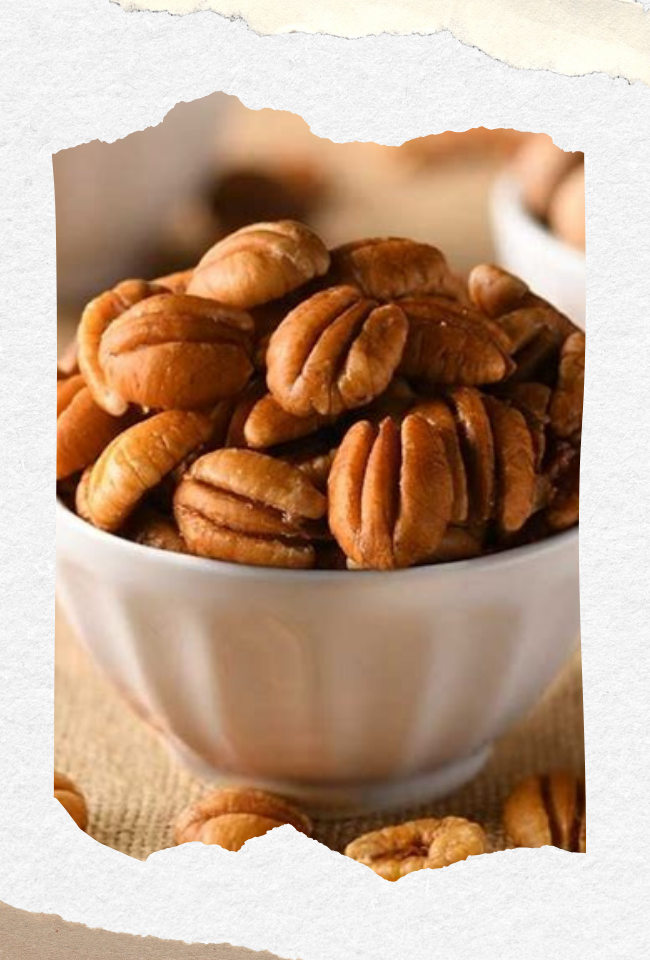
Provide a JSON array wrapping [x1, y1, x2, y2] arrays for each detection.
[[57, 221, 584, 571]]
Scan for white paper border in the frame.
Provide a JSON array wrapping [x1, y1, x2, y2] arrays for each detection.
[[109, 0, 650, 85], [2, 3, 650, 958]]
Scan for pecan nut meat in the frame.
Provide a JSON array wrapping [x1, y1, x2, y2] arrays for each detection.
[[54, 771, 88, 831], [328, 237, 467, 303], [100, 294, 254, 411], [267, 285, 409, 418], [175, 448, 327, 569], [78, 279, 164, 415], [81, 411, 215, 532], [345, 816, 487, 881], [174, 787, 312, 852], [549, 330, 585, 440], [57, 374, 132, 480], [398, 296, 514, 387], [188, 220, 330, 309], [328, 415, 454, 569], [227, 381, 334, 450], [503, 772, 586, 852], [483, 395, 537, 535]]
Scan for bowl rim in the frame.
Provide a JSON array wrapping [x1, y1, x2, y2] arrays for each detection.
[[56, 496, 578, 584], [490, 172, 586, 273]]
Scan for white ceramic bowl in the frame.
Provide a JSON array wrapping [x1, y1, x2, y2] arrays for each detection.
[[56, 500, 579, 816], [490, 174, 586, 330]]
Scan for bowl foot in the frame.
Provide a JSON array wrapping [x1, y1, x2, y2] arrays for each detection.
[[165, 739, 491, 819]]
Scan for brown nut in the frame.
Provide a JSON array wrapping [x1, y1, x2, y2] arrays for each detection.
[[483, 395, 537, 535], [126, 505, 188, 553], [175, 448, 327, 569], [82, 411, 215, 532], [398, 297, 514, 387], [328, 237, 466, 302], [468, 264, 577, 339], [345, 817, 487, 881], [174, 787, 312, 852], [267, 286, 409, 418], [549, 331, 585, 440], [228, 381, 333, 450], [328, 415, 454, 570], [57, 375, 132, 480], [100, 294, 254, 411], [154, 267, 194, 294], [425, 525, 484, 563], [188, 220, 330, 309], [548, 164, 585, 250], [510, 135, 583, 221], [446, 388, 496, 525], [544, 442, 580, 531], [498, 381, 551, 470], [503, 772, 586, 852], [411, 399, 469, 524], [54, 771, 88, 831], [78, 279, 164, 415]]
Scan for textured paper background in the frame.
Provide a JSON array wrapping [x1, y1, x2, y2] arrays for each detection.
[[2, 0, 650, 957], [110, 0, 650, 85]]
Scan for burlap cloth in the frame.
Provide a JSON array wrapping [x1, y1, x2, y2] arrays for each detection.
[[55, 607, 584, 860]]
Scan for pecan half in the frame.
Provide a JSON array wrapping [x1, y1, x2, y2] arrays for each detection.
[[78, 279, 164, 415], [82, 411, 214, 532], [345, 817, 486, 881], [468, 265, 577, 349], [398, 296, 514, 386], [328, 415, 454, 569], [57, 375, 132, 480], [188, 220, 330, 309], [267, 286, 408, 417], [503, 772, 586, 852], [126, 505, 188, 554], [54, 771, 88, 831], [328, 237, 466, 302], [498, 381, 551, 470], [100, 294, 254, 410], [483, 395, 537, 534], [544, 441, 580, 531], [549, 331, 585, 440], [154, 267, 194, 295], [174, 787, 312, 852], [175, 449, 327, 569], [412, 398, 469, 524], [446, 387, 496, 524], [227, 381, 333, 450]]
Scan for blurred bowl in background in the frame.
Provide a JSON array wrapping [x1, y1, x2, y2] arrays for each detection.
[[490, 174, 586, 329], [54, 93, 227, 304]]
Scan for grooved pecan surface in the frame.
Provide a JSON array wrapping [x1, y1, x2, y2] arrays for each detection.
[[56, 375, 132, 480], [175, 448, 327, 569], [329, 237, 467, 302], [328, 415, 454, 569], [188, 220, 330, 308], [267, 285, 409, 417], [100, 294, 254, 410], [78, 279, 164, 415], [549, 331, 585, 440], [503, 772, 586, 852], [83, 411, 215, 532], [175, 787, 312, 852], [398, 296, 514, 386], [345, 817, 487, 880]]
